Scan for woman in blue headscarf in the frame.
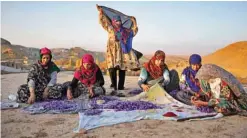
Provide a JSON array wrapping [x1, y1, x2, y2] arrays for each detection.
[[175, 54, 202, 105]]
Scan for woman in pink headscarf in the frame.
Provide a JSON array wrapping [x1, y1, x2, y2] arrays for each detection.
[[17, 47, 63, 104], [66, 54, 105, 100]]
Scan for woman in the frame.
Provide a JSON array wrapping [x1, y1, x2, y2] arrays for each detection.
[[66, 54, 105, 100], [175, 54, 202, 105], [138, 50, 171, 92], [121, 50, 178, 102], [97, 5, 140, 91], [191, 78, 247, 115], [17, 47, 62, 104]]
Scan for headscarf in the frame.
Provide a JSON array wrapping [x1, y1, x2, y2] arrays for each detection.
[[74, 54, 99, 87], [38, 47, 60, 74], [143, 50, 168, 79], [182, 54, 202, 92], [189, 54, 202, 65], [112, 15, 133, 53], [39, 47, 52, 66]]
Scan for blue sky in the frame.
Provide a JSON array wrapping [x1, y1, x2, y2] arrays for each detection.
[[1, 1, 247, 55]]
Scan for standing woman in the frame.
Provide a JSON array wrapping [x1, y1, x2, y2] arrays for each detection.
[[97, 5, 141, 92], [17, 47, 62, 104]]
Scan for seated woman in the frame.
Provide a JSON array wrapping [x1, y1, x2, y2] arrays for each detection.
[[17, 47, 62, 104], [175, 54, 202, 105], [191, 78, 247, 115], [66, 54, 105, 100], [138, 50, 171, 92]]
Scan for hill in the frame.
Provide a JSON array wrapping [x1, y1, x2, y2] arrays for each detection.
[[1, 38, 106, 67], [203, 41, 247, 80]]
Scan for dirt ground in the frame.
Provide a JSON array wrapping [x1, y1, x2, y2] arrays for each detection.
[[1, 72, 247, 138]]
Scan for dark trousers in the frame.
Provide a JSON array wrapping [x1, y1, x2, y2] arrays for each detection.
[[108, 68, 126, 90]]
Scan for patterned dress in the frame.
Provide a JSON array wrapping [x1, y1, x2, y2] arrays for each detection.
[[99, 11, 140, 71], [200, 78, 247, 115], [17, 62, 63, 103]]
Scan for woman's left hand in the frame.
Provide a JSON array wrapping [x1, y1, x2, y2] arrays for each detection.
[[43, 87, 49, 99], [89, 87, 94, 97]]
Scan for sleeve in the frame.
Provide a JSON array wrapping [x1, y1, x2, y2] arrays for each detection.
[[28, 79, 35, 89], [138, 68, 148, 88], [208, 84, 232, 107], [47, 71, 57, 87], [130, 16, 138, 36], [98, 7, 113, 32], [162, 69, 170, 86], [68, 77, 79, 90], [188, 79, 201, 92], [94, 68, 105, 87], [208, 84, 232, 110]]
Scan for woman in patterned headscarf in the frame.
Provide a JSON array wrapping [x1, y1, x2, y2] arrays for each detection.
[[138, 50, 170, 92], [191, 78, 247, 115], [17, 47, 63, 104], [66, 54, 105, 100], [97, 5, 141, 95]]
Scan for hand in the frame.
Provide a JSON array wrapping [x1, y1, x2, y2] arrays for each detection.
[[96, 4, 100, 10], [194, 93, 200, 98], [191, 96, 198, 101], [67, 88, 73, 100], [42, 87, 49, 99], [141, 84, 150, 92], [28, 93, 36, 104], [191, 99, 207, 107], [97, 5, 103, 14], [130, 16, 135, 21], [88, 87, 94, 97], [191, 99, 200, 107]]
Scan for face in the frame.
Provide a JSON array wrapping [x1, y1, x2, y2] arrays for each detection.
[[114, 20, 122, 28], [191, 64, 201, 71], [83, 63, 92, 70], [41, 54, 51, 65], [155, 58, 165, 67]]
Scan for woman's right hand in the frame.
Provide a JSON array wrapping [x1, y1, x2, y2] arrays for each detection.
[[67, 89, 73, 100], [141, 84, 150, 92], [28, 93, 36, 104]]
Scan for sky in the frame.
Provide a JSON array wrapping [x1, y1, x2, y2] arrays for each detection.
[[1, 1, 247, 55]]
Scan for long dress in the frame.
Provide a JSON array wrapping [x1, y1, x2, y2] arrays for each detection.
[[17, 62, 63, 103], [98, 7, 140, 71]]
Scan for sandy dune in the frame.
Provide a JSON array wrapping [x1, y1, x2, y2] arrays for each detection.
[[1, 72, 247, 138]]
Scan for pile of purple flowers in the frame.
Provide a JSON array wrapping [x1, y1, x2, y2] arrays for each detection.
[[42, 100, 78, 111], [196, 106, 215, 113], [89, 96, 162, 112], [89, 96, 119, 109], [102, 100, 162, 111], [23, 100, 79, 114]]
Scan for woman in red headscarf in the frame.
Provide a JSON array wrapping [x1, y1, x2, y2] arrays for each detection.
[[138, 50, 171, 92], [66, 54, 105, 100], [17, 47, 62, 104]]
